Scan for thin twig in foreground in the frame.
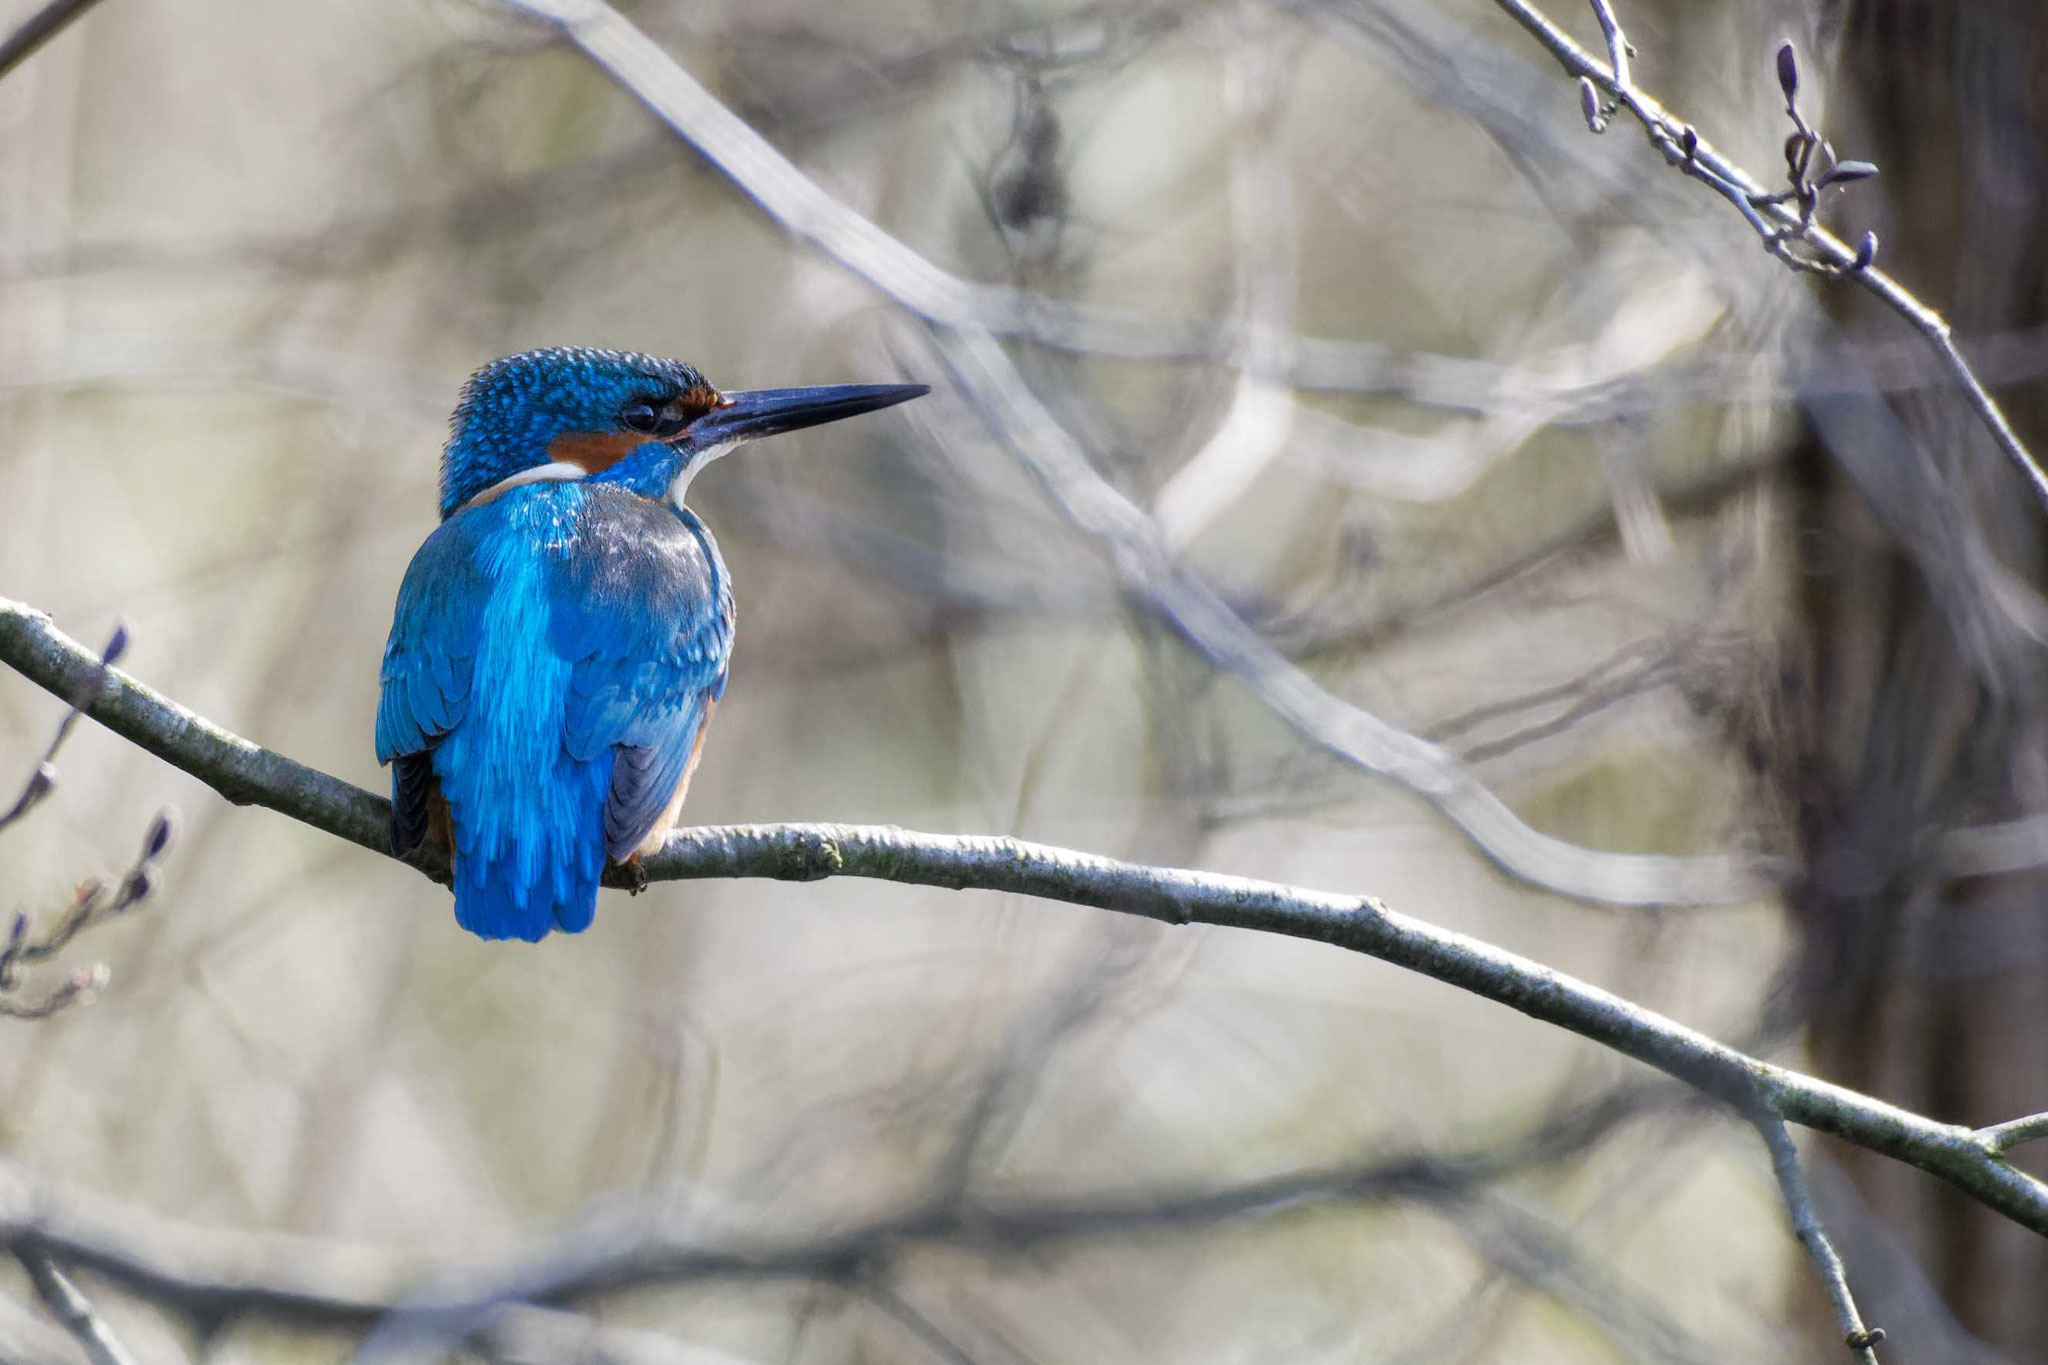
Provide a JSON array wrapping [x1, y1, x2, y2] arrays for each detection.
[[0, 812, 174, 1019], [0, 623, 125, 834], [4, 594, 2048, 1240], [1754, 1117, 1884, 1362], [1491, 0, 2048, 513], [15, 1247, 140, 1365]]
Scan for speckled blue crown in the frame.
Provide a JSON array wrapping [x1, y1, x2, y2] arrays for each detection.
[[440, 348, 710, 518]]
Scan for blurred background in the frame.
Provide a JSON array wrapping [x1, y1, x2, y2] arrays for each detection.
[[3, 0, 2047, 1360]]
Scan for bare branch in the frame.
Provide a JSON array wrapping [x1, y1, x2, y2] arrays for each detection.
[[0, 625, 126, 835], [1753, 1117, 1885, 1362], [0, 964, 109, 1021], [1490, 0, 2048, 513], [1976, 1112, 2048, 1156], [15, 1248, 140, 1365], [0, 814, 173, 1019], [0, 0, 108, 84], [0, 623, 174, 1019], [3, 596, 2047, 1241]]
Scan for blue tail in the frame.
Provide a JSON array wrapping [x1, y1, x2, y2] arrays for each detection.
[[437, 742, 613, 943]]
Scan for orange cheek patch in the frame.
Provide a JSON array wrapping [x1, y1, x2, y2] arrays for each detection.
[[548, 430, 649, 475]]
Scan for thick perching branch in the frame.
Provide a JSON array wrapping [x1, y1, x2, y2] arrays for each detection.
[[5, 594, 2048, 1249]]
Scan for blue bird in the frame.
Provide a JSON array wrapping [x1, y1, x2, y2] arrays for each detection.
[[376, 347, 926, 941]]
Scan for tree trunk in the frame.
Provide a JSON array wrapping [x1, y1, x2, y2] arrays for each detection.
[[1797, 0, 2048, 1355]]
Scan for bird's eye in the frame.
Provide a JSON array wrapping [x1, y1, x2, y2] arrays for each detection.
[[620, 401, 662, 433]]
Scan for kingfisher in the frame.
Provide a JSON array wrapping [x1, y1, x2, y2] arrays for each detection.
[[376, 347, 926, 941]]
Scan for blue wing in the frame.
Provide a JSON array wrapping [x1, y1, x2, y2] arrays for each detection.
[[375, 483, 731, 941], [375, 518, 488, 856], [552, 492, 732, 864]]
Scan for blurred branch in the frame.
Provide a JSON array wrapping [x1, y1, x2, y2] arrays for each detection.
[[6, 597, 2048, 1243], [1269, 447, 1784, 660], [1491, 0, 2048, 513], [0, 1083, 1686, 1340], [0, 1284, 97, 1365], [1432, 1185, 1717, 1365], [1149, 4, 1298, 546], [1425, 630, 1734, 766], [496, 0, 1769, 908], [0, 0, 106, 83], [926, 304, 1768, 909], [860, 1283, 983, 1365], [472, 1303, 771, 1365], [14, 1248, 139, 1365]]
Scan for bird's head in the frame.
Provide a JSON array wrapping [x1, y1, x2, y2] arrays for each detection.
[[440, 347, 927, 519]]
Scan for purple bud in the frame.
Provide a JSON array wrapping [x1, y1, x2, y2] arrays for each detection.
[[142, 809, 177, 861], [1578, 77, 1603, 131], [1823, 159, 1878, 186], [118, 865, 155, 905], [1776, 42, 1799, 104], [100, 623, 129, 667], [1852, 230, 1877, 271]]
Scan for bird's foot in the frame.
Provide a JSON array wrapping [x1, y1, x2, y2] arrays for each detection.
[[621, 856, 649, 896]]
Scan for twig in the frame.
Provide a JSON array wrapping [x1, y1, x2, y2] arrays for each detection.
[[0, 622, 174, 1019], [3, 598, 2047, 1241], [488, 0, 1768, 908], [15, 1247, 139, 1365], [862, 1283, 984, 1365], [0, 0, 108, 84], [1976, 1112, 2048, 1156], [1491, 0, 2048, 513], [0, 963, 109, 1021], [0, 813, 174, 1019], [1752, 1117, 1884, 1362], [0, 625, 125, 834], [1585, 0, 1629, 94]]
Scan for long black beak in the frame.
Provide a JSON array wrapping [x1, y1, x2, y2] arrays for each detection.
[[681, 383, 928, 446]]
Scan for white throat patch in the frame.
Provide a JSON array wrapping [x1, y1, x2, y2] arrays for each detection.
[[454, 460, 585, 514], [668, 441, 737, 509]]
